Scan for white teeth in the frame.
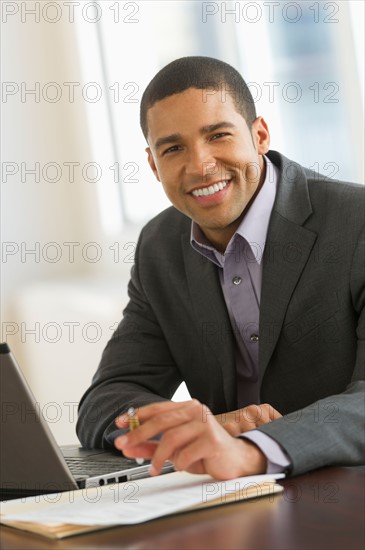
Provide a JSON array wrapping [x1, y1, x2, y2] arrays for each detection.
[[192, 180, 229, 197]]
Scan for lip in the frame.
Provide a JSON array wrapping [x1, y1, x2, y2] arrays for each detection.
[[189, 178, 232, 206]]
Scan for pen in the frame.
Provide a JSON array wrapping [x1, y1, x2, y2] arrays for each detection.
[[127, 407, 144, 466]]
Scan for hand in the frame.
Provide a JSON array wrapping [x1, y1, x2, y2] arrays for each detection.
[[114, 400, 267, 480], [215, 404, 282, 437]]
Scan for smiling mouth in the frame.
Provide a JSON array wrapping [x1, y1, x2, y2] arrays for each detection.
[[191, 179, 231, 197]]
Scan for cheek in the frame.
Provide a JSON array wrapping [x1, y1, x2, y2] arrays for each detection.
[[244, 161, 261, 186], [161, 182, 179, 203]]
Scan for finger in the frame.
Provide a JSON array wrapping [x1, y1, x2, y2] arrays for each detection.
[[170, 436, 217, 474], [253, 404, 282, 426], [174, 435, 257, 480], [149, 421, 203, 475], [138, 400, 198, 421], [115, 413, 131, 428], [118, 400, 204, 448], [115, 400, 196, 427], [185, 460, 206, 475], [267, 405, 282, 421], [234, 404, 274, 429], [221, 422, 242, 437], [152, 418, 230, 476], [115, 440, 159, 459]]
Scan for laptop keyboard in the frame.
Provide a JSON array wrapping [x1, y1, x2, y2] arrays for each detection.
[[65, 456, 140, 478]]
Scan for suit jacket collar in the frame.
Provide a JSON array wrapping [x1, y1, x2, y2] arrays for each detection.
[[266, 150, 313, 225]]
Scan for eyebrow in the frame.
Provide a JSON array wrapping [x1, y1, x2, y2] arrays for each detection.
[[153, 121, 236, 151], [200, 121, 236, 134], [154, 133, 181, 151]]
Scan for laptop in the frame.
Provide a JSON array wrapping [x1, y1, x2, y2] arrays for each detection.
[[0, 343, 173, 501]]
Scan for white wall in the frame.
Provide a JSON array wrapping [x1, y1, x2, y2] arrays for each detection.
[[1, 6, 132, 444]]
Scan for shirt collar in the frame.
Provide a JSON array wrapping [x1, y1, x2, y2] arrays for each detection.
[[190, 155, 278, 265]]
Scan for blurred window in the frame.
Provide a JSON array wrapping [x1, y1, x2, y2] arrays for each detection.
[[78, 1, 364, 230]]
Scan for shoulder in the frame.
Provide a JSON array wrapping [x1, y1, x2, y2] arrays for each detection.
[[269, 150, 364, 224], [304, 169, 364, 226], [303, 166, 364, 201], [137, 206, 191, 257], [270, 149, 364, 195], [141, 206, 191, 240]]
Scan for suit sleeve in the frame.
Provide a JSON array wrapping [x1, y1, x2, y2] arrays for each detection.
[[76, 228, 183, 448], [257, 227, 365, 475]]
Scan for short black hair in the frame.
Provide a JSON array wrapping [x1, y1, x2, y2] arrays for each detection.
[[140, 56, 257, 140]]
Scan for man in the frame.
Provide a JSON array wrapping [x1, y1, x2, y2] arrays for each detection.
[[77, 57, 365, 479]]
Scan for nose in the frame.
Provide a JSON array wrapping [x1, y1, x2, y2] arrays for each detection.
[[184, 145, 218, 181]]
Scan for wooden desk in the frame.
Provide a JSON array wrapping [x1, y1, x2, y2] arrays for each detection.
[[1, 467, 364, 549]]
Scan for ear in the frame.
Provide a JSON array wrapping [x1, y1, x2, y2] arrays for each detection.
[[251, 117, 270, 155], [146, 147, 161, 182]]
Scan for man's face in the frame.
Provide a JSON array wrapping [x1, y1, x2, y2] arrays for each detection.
[[146, 87, 270, 251]]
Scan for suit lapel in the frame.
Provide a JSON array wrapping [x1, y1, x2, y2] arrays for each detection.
[[259, 215, 317, 380], [259, 152, 317, 381], [181, 234, 237, 410]]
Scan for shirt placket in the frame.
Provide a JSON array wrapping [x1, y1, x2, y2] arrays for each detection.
[[222, 237, 260, 380]]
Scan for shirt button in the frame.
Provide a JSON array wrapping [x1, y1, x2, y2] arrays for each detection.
[[250, 334, 259, 342], [232, 276, 242, 285]]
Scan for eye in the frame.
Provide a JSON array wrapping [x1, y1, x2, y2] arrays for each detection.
[[162, 145, 181, 155], [210, 132, 229, 141]]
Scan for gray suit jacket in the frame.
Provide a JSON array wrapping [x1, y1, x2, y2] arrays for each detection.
[[77, 151, 365, 475]]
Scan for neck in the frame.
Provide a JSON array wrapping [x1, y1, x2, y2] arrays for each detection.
[[200, 156, 267, 253]]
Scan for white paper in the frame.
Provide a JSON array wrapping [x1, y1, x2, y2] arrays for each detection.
[[1, 472, 285, 526]]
